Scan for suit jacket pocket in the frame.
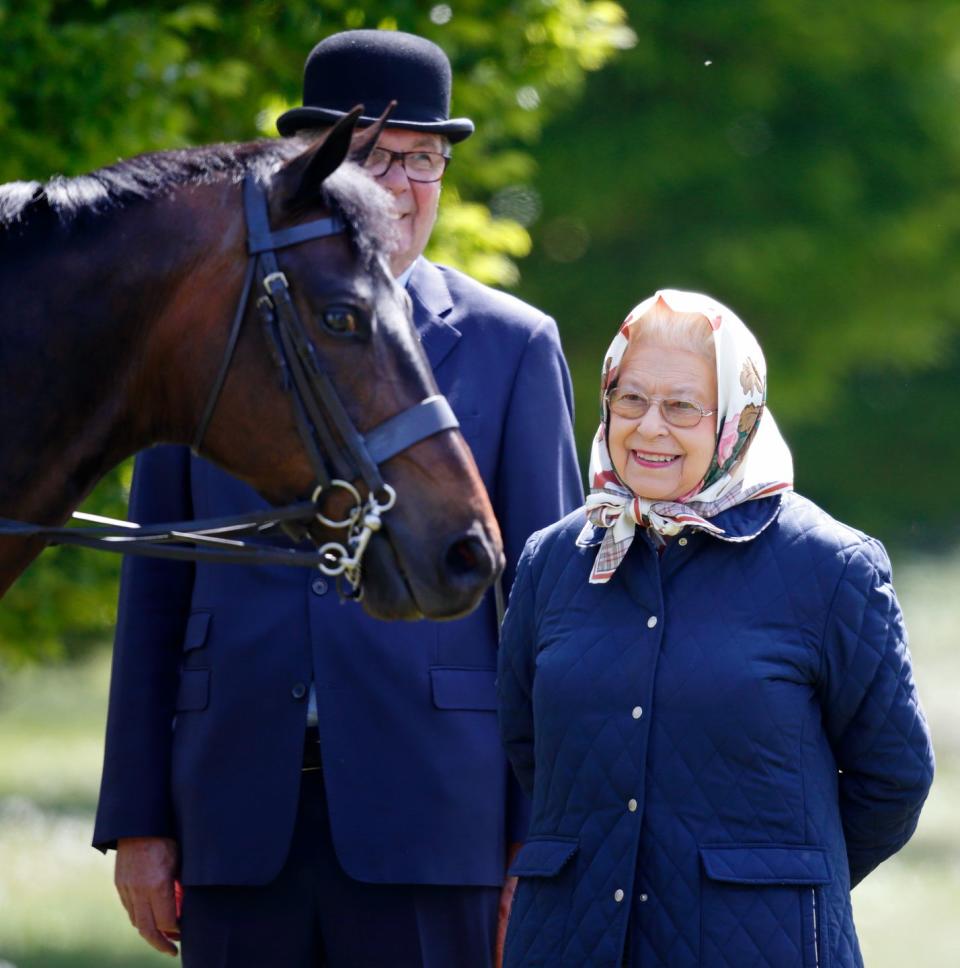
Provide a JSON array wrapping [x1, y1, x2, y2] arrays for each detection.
[[175, 668, 210, 712], [183, 610, 212, 652], [430, 666, 497, 711], [700, 844, 830, 968]]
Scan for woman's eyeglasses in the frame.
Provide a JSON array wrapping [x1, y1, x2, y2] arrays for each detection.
[[364, 148, 451, 183], [606, 388, 716, 428]]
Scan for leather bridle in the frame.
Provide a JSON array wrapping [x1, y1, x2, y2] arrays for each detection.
[[0, 173, 459, 595]]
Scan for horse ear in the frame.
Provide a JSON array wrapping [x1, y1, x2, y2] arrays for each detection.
[[349, 100, 397, 166], [281, 105, 364, 208]]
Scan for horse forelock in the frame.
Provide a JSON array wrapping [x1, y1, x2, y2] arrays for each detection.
[[319, 162, 399, 270]]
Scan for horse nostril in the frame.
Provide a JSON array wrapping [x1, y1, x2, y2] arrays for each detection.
[[445, 534, 496, 582]]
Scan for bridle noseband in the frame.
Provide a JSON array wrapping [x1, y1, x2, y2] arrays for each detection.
[[1, 174, 459, 595]]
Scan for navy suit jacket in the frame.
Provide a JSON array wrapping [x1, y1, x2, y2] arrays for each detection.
[[93, 259, 583, 887]]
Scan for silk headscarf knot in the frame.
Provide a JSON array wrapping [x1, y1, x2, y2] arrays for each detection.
[[577, 289, 794, 583]]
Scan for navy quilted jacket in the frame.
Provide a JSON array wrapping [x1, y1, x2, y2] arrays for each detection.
[[497, 492, 934, 968]]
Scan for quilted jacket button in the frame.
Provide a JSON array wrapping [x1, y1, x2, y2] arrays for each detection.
[[627, 798, 638, 812], [646, 615, 658, 629], [632, 706, 643, 719], [614, 889, 625, 903]]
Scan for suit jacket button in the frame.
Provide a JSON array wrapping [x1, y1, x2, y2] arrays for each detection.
[[291, 682, 307, 700], [311, 577, 329, 596]]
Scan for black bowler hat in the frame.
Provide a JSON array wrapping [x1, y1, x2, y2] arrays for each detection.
[[277, 29, 474, 142]]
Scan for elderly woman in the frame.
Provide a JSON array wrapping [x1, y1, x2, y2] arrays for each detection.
[[497, 290, 934, 968]]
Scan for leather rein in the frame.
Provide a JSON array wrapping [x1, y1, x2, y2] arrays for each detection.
[[0, 174, 459, 594]]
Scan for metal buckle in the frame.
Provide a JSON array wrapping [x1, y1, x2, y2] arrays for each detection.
[[262, 271, 289, 295]]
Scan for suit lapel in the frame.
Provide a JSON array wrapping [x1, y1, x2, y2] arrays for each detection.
[[407, 259, 461, 371]]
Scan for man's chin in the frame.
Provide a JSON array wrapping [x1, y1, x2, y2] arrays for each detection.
[[388, 220, 419, 276]]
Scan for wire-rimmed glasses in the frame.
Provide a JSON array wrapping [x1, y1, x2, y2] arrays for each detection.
[[605, 388, 717, 428]]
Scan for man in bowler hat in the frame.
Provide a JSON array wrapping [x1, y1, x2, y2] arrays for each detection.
[[94, 29, 582, 967]]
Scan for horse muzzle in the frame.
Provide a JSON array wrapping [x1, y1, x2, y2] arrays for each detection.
[[359, 524, 503, 622]]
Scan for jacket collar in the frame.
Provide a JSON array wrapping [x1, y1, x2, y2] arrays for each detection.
[[705, 493, 784, 543], [407, 258, 461, 371], [578, 494, 785, 548]]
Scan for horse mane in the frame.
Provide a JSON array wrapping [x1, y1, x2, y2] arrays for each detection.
[[0, 138, 395, 264]]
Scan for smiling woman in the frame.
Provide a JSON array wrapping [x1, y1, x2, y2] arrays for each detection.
[[582, 290, 793, 576], [605, 304, 719, 502], [497, 289, 935, 968]]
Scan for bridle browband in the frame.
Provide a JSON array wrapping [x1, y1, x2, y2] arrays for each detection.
[[0, 173, 459, 594]]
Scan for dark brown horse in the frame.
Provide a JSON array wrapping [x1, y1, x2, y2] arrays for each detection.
[[0, 115, 502, 620]]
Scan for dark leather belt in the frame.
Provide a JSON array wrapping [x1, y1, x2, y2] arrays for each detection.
[[302, 726, 322, 772]]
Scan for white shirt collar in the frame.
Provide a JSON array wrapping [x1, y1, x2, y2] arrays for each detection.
[[394, 257, 419, 290]]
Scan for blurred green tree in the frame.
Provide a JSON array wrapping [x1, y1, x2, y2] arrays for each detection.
[[0, 0, 632, 663], [516, 0, 960, 546]]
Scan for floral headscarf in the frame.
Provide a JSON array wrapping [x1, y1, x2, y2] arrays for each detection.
[[578, 289, 794, 583]]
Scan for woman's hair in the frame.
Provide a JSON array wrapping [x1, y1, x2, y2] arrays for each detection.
[[627, 298, 716, 362]]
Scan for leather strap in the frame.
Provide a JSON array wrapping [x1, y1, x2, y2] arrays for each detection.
[[247, 217, 345, 254], [364, 395, 459, 464], [191, 259, 257, 453], [0, 503, 332, 567]]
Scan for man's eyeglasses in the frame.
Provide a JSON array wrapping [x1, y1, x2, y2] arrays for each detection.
[[606, 388, 717, 428], [364, 148, 451, 183]]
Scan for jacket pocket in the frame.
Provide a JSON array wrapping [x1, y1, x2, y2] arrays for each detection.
[[175, 668, 210, 712], [508, 836, 579, 877], [182, 610, 212, 652], [700, 844, 830, 968], [503, 837, 581, 967], [430, 666, 497, 711]]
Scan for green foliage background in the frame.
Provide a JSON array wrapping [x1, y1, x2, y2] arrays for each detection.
[[1, 0, 958, 664], [515, 0, 960, 544]]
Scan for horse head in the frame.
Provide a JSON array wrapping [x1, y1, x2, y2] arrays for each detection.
[[181, 112, 503, 620]]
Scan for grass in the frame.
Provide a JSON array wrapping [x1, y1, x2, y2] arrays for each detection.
[[0, 656, 169, 967], [0, 549, 958, 966]]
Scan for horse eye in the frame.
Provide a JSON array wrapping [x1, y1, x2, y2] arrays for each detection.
[[322, 307, 359, 334]]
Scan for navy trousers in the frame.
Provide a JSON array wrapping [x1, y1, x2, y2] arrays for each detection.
[[180, 768, 500, 968]]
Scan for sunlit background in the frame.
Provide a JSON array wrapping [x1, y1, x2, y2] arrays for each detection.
[[1, 2, 957, 964]]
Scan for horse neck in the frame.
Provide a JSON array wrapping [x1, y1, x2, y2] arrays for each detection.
[[0, 182, 244, 531]]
